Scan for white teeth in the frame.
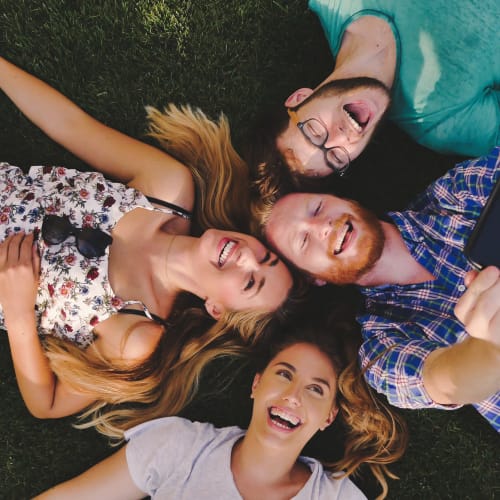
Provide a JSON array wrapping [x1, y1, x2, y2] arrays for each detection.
[[334, 222, 352, 255], [219, 240, 236, 266], [270, 407, 301, 427], [344, 109, 362, 133]]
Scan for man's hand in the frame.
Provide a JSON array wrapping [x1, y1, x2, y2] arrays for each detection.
[[0, 231, 40, 322], [455, 266, 500, 348]]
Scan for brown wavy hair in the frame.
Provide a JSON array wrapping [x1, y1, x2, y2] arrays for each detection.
[[253, 292, 408, 499], [43, 104, 300, 438]]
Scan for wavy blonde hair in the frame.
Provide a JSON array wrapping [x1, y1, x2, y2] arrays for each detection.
[[255, 295, 408, 499], [43, 104, 292, 438], [146, 103, 250, 233], [46, 285, 306, 439]]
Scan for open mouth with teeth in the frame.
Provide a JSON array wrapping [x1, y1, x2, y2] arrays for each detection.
[[218, 239, 237, 267], [268, 407, 302, 430], [332, 221, 353, 256], [343, 103, 372, 134]]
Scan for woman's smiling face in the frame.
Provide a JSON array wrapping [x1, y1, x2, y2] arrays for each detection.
[[194, 229, 293, 318], [250, 342, 338, 449]]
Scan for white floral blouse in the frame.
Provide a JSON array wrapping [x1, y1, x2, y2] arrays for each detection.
[[0, 163, 191, 348]]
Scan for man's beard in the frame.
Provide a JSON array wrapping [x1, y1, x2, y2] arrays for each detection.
[[322, 202, 385, 285]]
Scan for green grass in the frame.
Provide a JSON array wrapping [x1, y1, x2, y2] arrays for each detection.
[[0, 1, 498, 498]]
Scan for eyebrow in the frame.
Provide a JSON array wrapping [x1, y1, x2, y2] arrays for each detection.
[[273, 361, 331, 390]]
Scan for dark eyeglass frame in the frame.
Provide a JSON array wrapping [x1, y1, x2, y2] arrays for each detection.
[[288, 109, 351, 176], [41, 215, 113, 258]]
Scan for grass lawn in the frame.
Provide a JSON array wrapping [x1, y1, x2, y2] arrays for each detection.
[[0, 1, 498, 498]]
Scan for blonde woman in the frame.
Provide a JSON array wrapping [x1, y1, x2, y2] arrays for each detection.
[[35, 310, 407, 500], [0, 57, 293, 435]]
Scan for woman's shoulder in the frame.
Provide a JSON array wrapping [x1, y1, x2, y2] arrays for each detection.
[[125, 415, 243, 452], [93, 314, 163, 366]]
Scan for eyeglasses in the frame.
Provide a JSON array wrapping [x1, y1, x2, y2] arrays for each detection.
[[41, 215, 113, 258], [288, 109, 351, 176]]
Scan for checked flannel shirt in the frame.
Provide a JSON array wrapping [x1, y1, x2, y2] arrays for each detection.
[[358, 147, 500, 432]]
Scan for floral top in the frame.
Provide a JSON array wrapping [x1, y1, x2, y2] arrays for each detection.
[[0, 163, 191, 348]]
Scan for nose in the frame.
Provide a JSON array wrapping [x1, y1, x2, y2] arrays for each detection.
[[236, 245, 259, 271], [282, 384, 302, 407], [308, 217, 332, 241], [324, 123, 352, 148]]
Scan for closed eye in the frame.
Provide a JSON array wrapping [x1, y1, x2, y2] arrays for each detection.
[[259, 251, 271, 264], [313, 201, 322, 216], [300, 232, 309, 250], [304, 120, 323, 139], [244, 274, 255, 291]]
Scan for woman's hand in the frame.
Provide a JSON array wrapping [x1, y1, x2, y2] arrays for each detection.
[[0, 231, 40, 324], [455, 266, 500, 348], [0, 230, 96, 417]]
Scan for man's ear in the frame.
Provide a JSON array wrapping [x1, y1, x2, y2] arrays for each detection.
[[250, 373, 261, 399], [285, 88, 314, 108], [204, 299, 225, 320], [319, 406, 339, 431]]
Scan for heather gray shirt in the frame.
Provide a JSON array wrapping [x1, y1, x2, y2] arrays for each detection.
[[125, 416, 366, 499]]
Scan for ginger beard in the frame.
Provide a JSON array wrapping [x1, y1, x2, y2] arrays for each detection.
[[321, 202, 385, 285]]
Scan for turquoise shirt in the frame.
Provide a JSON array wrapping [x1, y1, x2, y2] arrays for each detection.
[[309, 0, 499, 156]]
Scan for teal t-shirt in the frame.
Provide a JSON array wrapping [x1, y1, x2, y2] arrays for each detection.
[[309, 0, 499, 156]]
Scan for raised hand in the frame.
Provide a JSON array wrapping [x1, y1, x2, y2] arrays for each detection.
[[455, 266, 500, 348]]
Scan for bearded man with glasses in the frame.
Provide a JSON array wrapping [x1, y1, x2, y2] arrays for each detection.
[[247, 0, 499, 179]]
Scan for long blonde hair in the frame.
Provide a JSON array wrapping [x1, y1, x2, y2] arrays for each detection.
[[146, 103, 250, 233], [42, 104, 280, 437], [46, 287, 305, 439]]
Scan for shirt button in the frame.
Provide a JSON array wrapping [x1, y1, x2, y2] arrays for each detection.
[[457, 284, 466, 292]]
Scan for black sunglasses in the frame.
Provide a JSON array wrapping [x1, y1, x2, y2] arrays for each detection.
[[41, 215, 113, 258]]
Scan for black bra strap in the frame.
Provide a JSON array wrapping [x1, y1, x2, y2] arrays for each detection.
[[118, 308, 170, 328], [146, 196, 192, 220]]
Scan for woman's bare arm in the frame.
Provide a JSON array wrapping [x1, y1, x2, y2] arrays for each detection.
[[0, 57, 194, 210], [1, 233, 95, 417], [34, 447, 144, 500]]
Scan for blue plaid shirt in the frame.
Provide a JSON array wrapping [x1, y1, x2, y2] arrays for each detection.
[[358, 148, 500, 432]]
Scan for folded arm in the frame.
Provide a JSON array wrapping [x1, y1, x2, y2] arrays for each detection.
[[1, 233, 95, 417], [0, 57, 193, 209]]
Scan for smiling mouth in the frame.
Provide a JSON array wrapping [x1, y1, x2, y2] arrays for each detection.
[[333, 221, 353, 255], [343, 103, 371, 133], [218, 239, 237, 267], [268, 407, 302, 430]]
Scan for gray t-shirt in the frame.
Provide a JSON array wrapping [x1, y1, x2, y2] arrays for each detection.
[[125, 416, 366, 499]]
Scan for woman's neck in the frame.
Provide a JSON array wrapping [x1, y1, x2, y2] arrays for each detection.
[[231, 430, 310, 499], [160, 233, 204, 297]]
